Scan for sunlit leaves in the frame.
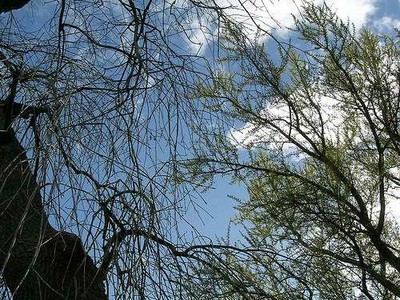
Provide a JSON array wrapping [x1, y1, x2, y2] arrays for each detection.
[[188, 1, 400, 298]]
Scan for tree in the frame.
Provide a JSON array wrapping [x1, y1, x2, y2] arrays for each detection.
[[0, 127, 106, 299], [0, 0, 30, 13], [0, 0, 222, 298], [188, 2, 400, 298], [4, 0, 400, 299]]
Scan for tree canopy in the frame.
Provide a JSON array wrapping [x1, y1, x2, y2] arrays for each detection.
[[0, 0, 400, 299], [189, 2, 400, 299]]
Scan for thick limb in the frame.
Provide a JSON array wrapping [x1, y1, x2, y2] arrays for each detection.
[[0, 132, 107, 299], [0, 0, 31, 13]]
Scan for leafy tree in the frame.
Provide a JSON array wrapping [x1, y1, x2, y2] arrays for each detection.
[[189, 2, 400, 299]]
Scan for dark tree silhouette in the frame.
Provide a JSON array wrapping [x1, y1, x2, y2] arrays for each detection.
[[0, 0, 30, 13], [1, 103, 107, 299]]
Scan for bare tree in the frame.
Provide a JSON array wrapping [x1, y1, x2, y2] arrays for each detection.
[[0, 0, 222, 298], [0, 124, 106, 298]]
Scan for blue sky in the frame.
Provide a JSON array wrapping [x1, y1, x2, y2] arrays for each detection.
[[1, 1, 400, 298], [2, 0, 400, 250]]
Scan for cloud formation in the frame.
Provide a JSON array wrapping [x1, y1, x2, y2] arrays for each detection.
[[184, 0, 378, 53]]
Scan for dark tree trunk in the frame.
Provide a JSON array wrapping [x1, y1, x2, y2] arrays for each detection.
[[0, 0, 31, 13], [0, 1, 108, 297], [0, 132, 107, 299]]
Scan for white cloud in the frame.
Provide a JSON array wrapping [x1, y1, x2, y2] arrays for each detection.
[[183, 0, 378, 53], [373, 16, 400, 32], [229, 92, 344, 153], [321, 0, 377, 27], [218, 0, 377, 38]]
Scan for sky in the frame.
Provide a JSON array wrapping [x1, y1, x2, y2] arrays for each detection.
[[2, 0, 400, 242], [1, 1, 400, 298], [187, 0, 400, 54]]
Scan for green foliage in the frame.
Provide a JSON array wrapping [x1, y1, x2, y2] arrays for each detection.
[[189, 1, 400, 299]]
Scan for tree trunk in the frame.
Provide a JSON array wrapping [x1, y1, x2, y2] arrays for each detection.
[[0, 0, 31, 13], [0, 132, 107, 299]]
